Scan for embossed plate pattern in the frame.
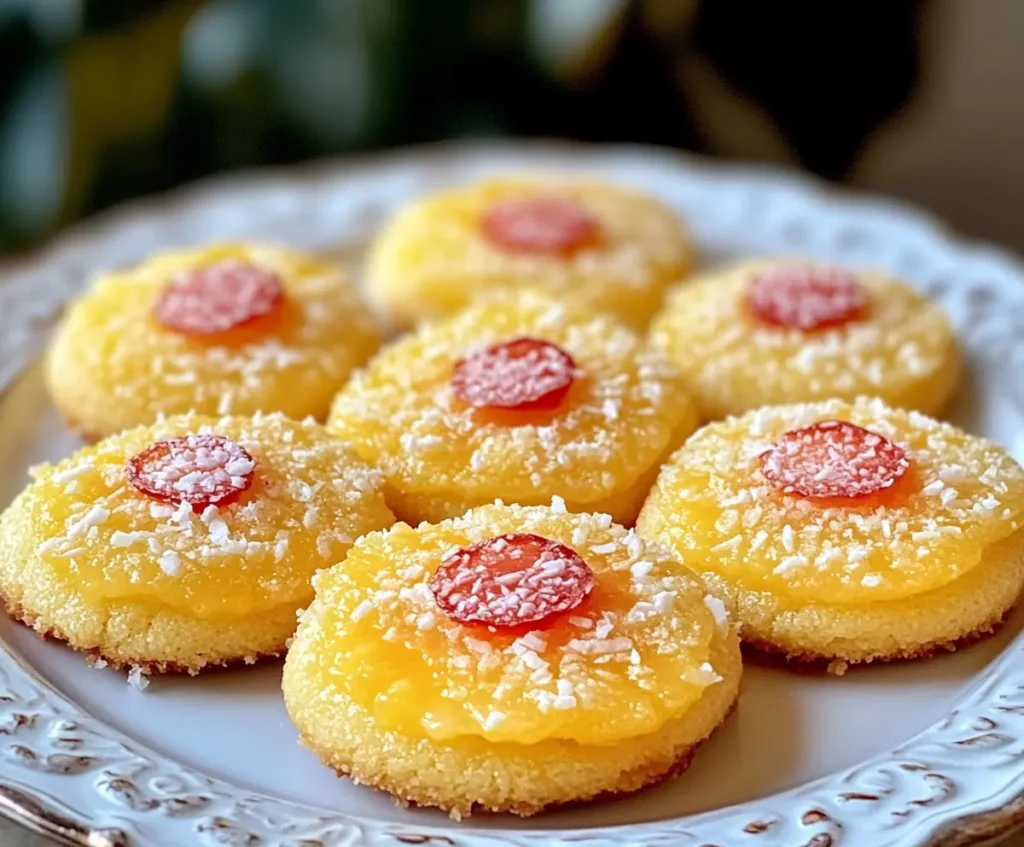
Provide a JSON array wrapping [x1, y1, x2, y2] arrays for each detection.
[[2, 142, 1024, 847]]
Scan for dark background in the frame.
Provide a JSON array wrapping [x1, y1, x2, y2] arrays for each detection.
[[1, 0, 1021, 255]]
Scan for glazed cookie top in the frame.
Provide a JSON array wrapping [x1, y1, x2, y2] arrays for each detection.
[[0, 413, 393, 618], [51, 243, 380, 419], [292, 502, 728, 745], [650, 260, 958, 412], [365, 176, 693, 324], [637, 398, 1024, 604], [327, 290, 696, 508]]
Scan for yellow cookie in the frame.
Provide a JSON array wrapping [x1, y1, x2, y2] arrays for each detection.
[[650, 260, 961, 420], [283, 501, 741, 817], [364, 176, 694, 329], [46, 243, 382, 439], [327, 290, 699, 525], [637, 397, 1024, 672], [0, 413, 394, 673]]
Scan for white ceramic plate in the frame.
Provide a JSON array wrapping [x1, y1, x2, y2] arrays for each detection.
[[2, 142, 1024, 847]]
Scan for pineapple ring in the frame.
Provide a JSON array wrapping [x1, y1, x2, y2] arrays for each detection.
[[283, 502, 741, 817], [637, 398, 1024, 667], [363, 176, 695, 330], [0, 413, 394, 673], [650, 259, 961, 419], [45, 243, 382, 439], [326, 290, 699, 525]]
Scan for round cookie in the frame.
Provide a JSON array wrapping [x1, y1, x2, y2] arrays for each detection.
[[636, 397, 1024, 672], [0, 413, 394, 673], [326, 290, 699, 525], [364, 176, 695, 329], [283, 501, 741, 817], [649, 259, 961, 419], [46, 242, 382, 439]]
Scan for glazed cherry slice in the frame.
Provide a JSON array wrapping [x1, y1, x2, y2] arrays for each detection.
[[481, 196, 600, 256], [127, 434, 256, 510], [153, 260, 283, 335], [430, 534, 594, 628], [451, 337, 576, 412], [760, 420, 910, 500], [746, 265, 866, 331]]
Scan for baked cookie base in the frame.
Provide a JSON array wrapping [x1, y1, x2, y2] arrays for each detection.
[[324, 701, 736, 820], [284, 627, 742, 819], [0, 590, 298, 675], [381, 414, 699, 529], [384, 463, 659, 529], [742, 607, 1011, 676], [701, 527, 1024, 676]]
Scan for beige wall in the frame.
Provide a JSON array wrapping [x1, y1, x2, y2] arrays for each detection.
[[853, 0, 1024, 253]]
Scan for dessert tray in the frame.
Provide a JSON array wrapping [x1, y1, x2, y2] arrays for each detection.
[[2, 141, 1024, 847]]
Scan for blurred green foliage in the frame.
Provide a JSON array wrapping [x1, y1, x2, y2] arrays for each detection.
[[0, 0, 924, 253]]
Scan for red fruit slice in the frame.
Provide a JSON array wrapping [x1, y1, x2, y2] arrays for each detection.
[[746, 265, 866, 331], [153, 260, 283, 334], [127, 434, 256, 510], [760, 420, 910, 500], [481, 196, 600, 255], [430, 534, 594, 628], [451, 337, 576, 411]]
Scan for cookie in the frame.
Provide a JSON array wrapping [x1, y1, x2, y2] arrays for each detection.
[[46, 243, 381, 438], [636, 397, 1024, 671], [649, 260, 961, 419], [327, 290, 698, 525], [0, 413, 393, 673], [283, 501, 741, 817], [364, 176, 694, 329]]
